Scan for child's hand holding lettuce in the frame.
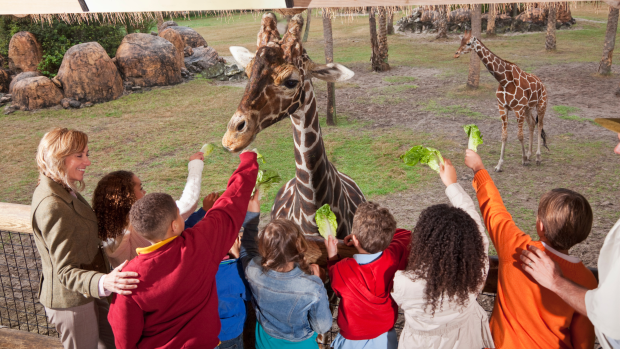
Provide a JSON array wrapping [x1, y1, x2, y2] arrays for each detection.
[[464, 124, 483, 152], [400, 145, 444, 173], [315, 204, 338, 240]]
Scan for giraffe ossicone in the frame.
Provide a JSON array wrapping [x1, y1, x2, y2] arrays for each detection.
[[222, 13, 366, 238], [455, 30, 549, 172]]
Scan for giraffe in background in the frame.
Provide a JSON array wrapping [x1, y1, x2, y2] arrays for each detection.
[[222, 14, 365, 238], [455, 30, 549, 172]]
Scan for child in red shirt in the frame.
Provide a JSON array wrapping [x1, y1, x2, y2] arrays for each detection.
[[324, 202, 411, 349], [108, 151, 257, 349]]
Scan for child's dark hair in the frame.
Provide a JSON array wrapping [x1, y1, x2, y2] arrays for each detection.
[[538, 188, 592, 251], [258, 219, 311, 275], [351, 202, 397, 253], [129, 193, 178, 241], [92, 171, 137, 241], [406, 204, 486, 316]]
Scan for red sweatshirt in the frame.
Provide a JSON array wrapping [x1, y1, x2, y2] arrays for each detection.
[[108, 152, 258, 349], [327, 229, 411, 340]]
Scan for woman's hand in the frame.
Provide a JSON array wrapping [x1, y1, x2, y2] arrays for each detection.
[[310, 264, 326, 282], [324, 235, 338, 260], [464, 149, 485, 174], [103, 260, 139, 295], [439, 158, 457, 187], [190, 152, 205, 162], [202, 192, 220, 211], [520, 245, 564, 293]]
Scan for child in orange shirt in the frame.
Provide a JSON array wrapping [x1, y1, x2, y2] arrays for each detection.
[[464, 149, 597, 349]]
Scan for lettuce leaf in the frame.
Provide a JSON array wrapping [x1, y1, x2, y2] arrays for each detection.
[[200, 143, 216, 157], [400, 145, 444, 173], [315, 204, 338, 239], [254, 169, 281, 199], [464, 124, 483, 152]]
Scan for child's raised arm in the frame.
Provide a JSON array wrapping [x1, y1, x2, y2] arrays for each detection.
[[464, 150, 531, 256], [177, 151, 205, 220], [240, 191, 261, 271]]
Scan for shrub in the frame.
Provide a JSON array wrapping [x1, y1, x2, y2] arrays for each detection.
[[0, 16, 125, 77]]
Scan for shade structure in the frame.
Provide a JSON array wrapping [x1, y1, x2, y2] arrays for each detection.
[[3, 0, 612, 15]]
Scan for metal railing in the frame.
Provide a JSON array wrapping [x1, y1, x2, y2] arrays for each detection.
[[0, 230, 57, 336]]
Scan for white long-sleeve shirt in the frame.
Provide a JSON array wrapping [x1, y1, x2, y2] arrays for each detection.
[[391, 183, 495, 349]]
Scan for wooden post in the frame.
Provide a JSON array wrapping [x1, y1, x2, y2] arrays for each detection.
[[323, 12, 336, 126], [467, 4, 482, 89]]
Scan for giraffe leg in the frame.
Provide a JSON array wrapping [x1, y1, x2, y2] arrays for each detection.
[[494, 104, 509, 172], [516, 111, 529, 166], [536, 102, 546, 165], [525, 108, 535, 161]]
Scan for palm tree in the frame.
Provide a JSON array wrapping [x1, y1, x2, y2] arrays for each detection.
[[467, 4, 482, 89], [323, 12, 336, 125], [487, 4, 497, 36], [377, 7, 390, 71], [546, 4, 557, 51], [387, 10, 395, 35], [369, 7, 388, 72], [435, 5, 448, 39], [599, 6, 619, 75], [303, 9, 312, 42]]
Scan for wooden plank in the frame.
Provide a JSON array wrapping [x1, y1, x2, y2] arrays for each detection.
[[0, 202, 32, 234], [0, 328, 63, 349], [293, 0, 584, 7]]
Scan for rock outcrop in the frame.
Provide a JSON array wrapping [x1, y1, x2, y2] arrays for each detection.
[[0, 69, 11, 93], [159, 21, 178, 32], [8, 31, 43, 74], [184, 46, 221, 73], [55, 42, 123, 103], [168, 26, 208, 48], [115, 33, 182, 87], [159, 28, 186, 69], [10, 75, 63, 110]]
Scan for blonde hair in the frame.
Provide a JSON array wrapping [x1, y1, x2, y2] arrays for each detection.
[[36, 127, 89, 192]]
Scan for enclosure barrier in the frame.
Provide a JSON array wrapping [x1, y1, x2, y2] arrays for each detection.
[[0, 202, 598, 347]]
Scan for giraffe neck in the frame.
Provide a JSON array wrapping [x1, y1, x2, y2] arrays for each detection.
[[289, 80, 333, 212], [473, 38, 512, 87]]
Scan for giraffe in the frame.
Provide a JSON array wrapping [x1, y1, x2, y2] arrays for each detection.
[[222, 14, 366, 238], [257, 13, 281, 48], [455, 30, 549, 172]]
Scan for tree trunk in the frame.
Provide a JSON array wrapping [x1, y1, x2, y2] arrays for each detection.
[[512, 3, 519, 18], [377, 7, 390, 71], [369, 8, 380, 71], [467, 4, 482, 89], [323, 14, 336, 125], [387, 11, 394, 35], [599, 6, 619, 75], [546, 5, 557, 51], [487, 4, 497, 36], [303, 9, 312, 42], [156, 12, 165, 32], [435, 5, 448, 39]]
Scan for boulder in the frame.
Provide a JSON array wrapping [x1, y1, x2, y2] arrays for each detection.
[[184, 46, 194, 57], [159, 21, 178, 32], [9, 71, 41, 93], [168, 26, 208, 48], [10, 76, 63, 110], [184, 46, 220, 74], [0, 69, 11, 93], [159, 28, 186, 69], [115, 33, 183, 87], [55, 42, 123, 104], [8, 31, 43, 74]]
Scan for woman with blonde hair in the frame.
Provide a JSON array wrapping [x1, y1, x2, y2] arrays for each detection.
[[31, 127, 139, 349]]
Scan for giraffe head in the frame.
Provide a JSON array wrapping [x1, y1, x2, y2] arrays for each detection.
[[454, 30, 476, 58], [222, 13, 354, 152]]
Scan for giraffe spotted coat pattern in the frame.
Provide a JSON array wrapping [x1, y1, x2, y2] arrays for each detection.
[[223, 14, 365, 238], [455, 30, 548, 172]]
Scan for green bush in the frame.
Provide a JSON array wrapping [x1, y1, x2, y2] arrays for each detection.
[[0, 16, 125, 77]]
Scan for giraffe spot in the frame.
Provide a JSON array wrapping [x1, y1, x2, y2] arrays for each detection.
[[288, 102, 299, 115], [297, 167, 310, 184], [297, 181, 314, 201], [304, 131, 317, 148], [294, 147, 303, 165], [304, 100, 316, 129], [304, 149, 322, 171]]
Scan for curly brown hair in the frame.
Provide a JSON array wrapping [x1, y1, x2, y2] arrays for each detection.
[[405, 204, 487, 316], [92, 171, 137, 241], [258, 219, 312, 275]]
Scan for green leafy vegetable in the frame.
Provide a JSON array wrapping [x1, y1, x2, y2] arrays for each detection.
[[464, 124, 483, 152], [315, 204, 338, 239], [254, 169, 281, 199], [251, 148, 265, 164], [200, 143, 216, 157], [400, 145, 444, 173]]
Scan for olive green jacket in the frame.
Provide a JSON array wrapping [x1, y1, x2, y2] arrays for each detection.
[[31, 175, 110, 309]]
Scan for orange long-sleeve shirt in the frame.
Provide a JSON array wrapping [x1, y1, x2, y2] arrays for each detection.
[[473, 170, 597, 349]]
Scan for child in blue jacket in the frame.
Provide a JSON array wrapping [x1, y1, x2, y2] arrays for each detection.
[[185, 191, 261, 349]]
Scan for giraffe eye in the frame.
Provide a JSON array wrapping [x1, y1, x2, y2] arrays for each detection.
[[467, 43, 471, 46], [284, 79, 299, 88]]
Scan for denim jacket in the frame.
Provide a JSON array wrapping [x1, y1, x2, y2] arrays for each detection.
[[240, 222, 332, 341]]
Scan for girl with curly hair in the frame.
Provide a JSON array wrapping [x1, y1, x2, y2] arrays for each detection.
[[391, 159, 494, 349], [92, 152, 205, 268], [242, 219, 332, 349]]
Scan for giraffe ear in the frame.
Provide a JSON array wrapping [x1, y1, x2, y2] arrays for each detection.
[[229, 46, 255, 70], [310, 63, 354, 82]]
